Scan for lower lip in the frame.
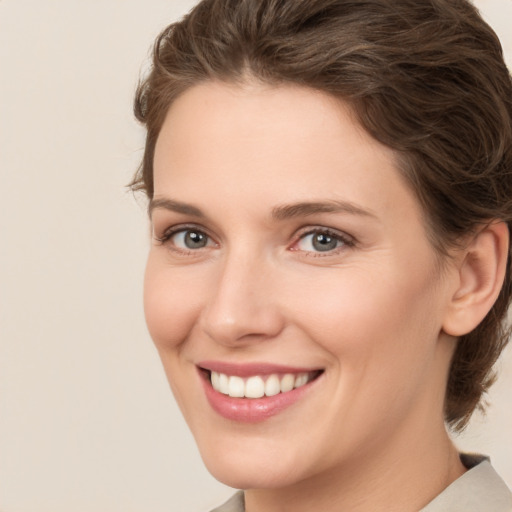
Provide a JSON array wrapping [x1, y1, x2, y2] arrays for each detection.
[[200, 371, 321, 423]]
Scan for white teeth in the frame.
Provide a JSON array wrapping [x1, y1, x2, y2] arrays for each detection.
[[211, 371, 220, 390], [218, 372, 229, 394], [280, 374, 295, 393], [209, 370, 316, 398], [228, 376, 245, 397], [294, 373, 308, 388], [264, 374, 281, 396], [245, 376, 265, 398]]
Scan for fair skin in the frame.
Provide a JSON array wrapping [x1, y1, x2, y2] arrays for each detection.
[[144, 81, 507, 512]]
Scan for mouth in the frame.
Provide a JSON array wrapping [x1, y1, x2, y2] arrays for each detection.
[[200, 368, 322, 398], [197, 362, 324, 422]]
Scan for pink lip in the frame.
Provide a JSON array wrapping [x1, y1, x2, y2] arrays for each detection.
[[197, 363, 323, 423], [198, 360, 318, 377]]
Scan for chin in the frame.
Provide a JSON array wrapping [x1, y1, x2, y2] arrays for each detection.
[[197, 437, 310, 490], [204, 459, 299, 490]]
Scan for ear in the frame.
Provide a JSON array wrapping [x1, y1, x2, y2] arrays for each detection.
[[442, 221, 509, 337]]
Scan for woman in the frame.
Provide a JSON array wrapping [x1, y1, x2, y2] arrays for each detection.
[[131, 0, 512, 510]]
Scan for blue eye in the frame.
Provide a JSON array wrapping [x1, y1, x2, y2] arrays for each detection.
[[173, 229, 211, 249], [296, 230, 347, 253], [158, 228, 214, 250]]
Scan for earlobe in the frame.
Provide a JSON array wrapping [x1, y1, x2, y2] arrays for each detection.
[[442, 221, 509, 337]]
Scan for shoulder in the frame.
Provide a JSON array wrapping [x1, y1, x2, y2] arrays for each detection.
[[421, 454, 512, 512], [209, 491, 245, 512]]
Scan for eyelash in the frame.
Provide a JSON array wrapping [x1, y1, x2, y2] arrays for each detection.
[[291, 227, 355, 256], [154, 225, 355, 256], [154, 224, 216, 253]]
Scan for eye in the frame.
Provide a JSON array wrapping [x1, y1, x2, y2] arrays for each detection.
[[293, 229, 351, 253], [157, 227, 215, 251], [174, 229, 211, 249]]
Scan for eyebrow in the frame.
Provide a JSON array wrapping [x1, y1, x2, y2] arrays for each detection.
[[270, 200, 377, 221], [149, 197, 376, 221], [148, 198, 205, 218]]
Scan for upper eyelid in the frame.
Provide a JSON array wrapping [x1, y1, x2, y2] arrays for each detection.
[[293, 225, 355, 243], [154, 223, 215, 243], [151, 211, 224, 236]]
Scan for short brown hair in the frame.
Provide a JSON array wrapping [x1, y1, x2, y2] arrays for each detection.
[[131, 0, 512, 431]]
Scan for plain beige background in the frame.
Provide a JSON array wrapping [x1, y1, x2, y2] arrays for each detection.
[[0, 1, 511, 511]]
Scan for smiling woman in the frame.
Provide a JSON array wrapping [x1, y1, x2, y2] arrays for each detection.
[[131, 1, 512, 511]]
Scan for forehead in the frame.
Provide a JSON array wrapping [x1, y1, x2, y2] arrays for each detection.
[[152, 81, 420, 226]]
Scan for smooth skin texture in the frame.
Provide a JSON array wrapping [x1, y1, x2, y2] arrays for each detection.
[[144, 81, 508, 512]]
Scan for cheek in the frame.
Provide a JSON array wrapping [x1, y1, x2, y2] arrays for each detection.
[[143, 256, 205, 350], [288, 267, 443, 448], [289, 262, 440, 374]]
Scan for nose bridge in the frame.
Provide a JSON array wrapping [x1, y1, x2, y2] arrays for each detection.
[[200, 245, 284, 345]]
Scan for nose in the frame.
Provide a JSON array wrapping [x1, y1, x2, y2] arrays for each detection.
[[199, 251, 285, 347]]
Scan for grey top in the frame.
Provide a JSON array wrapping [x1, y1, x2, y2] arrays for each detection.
[[210, 454, 512, 512]]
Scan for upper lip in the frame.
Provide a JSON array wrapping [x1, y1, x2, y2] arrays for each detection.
[[197, 360, 323, 377]]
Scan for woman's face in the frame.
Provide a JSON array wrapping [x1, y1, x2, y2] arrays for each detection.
[[145, 81, 458, 489]]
